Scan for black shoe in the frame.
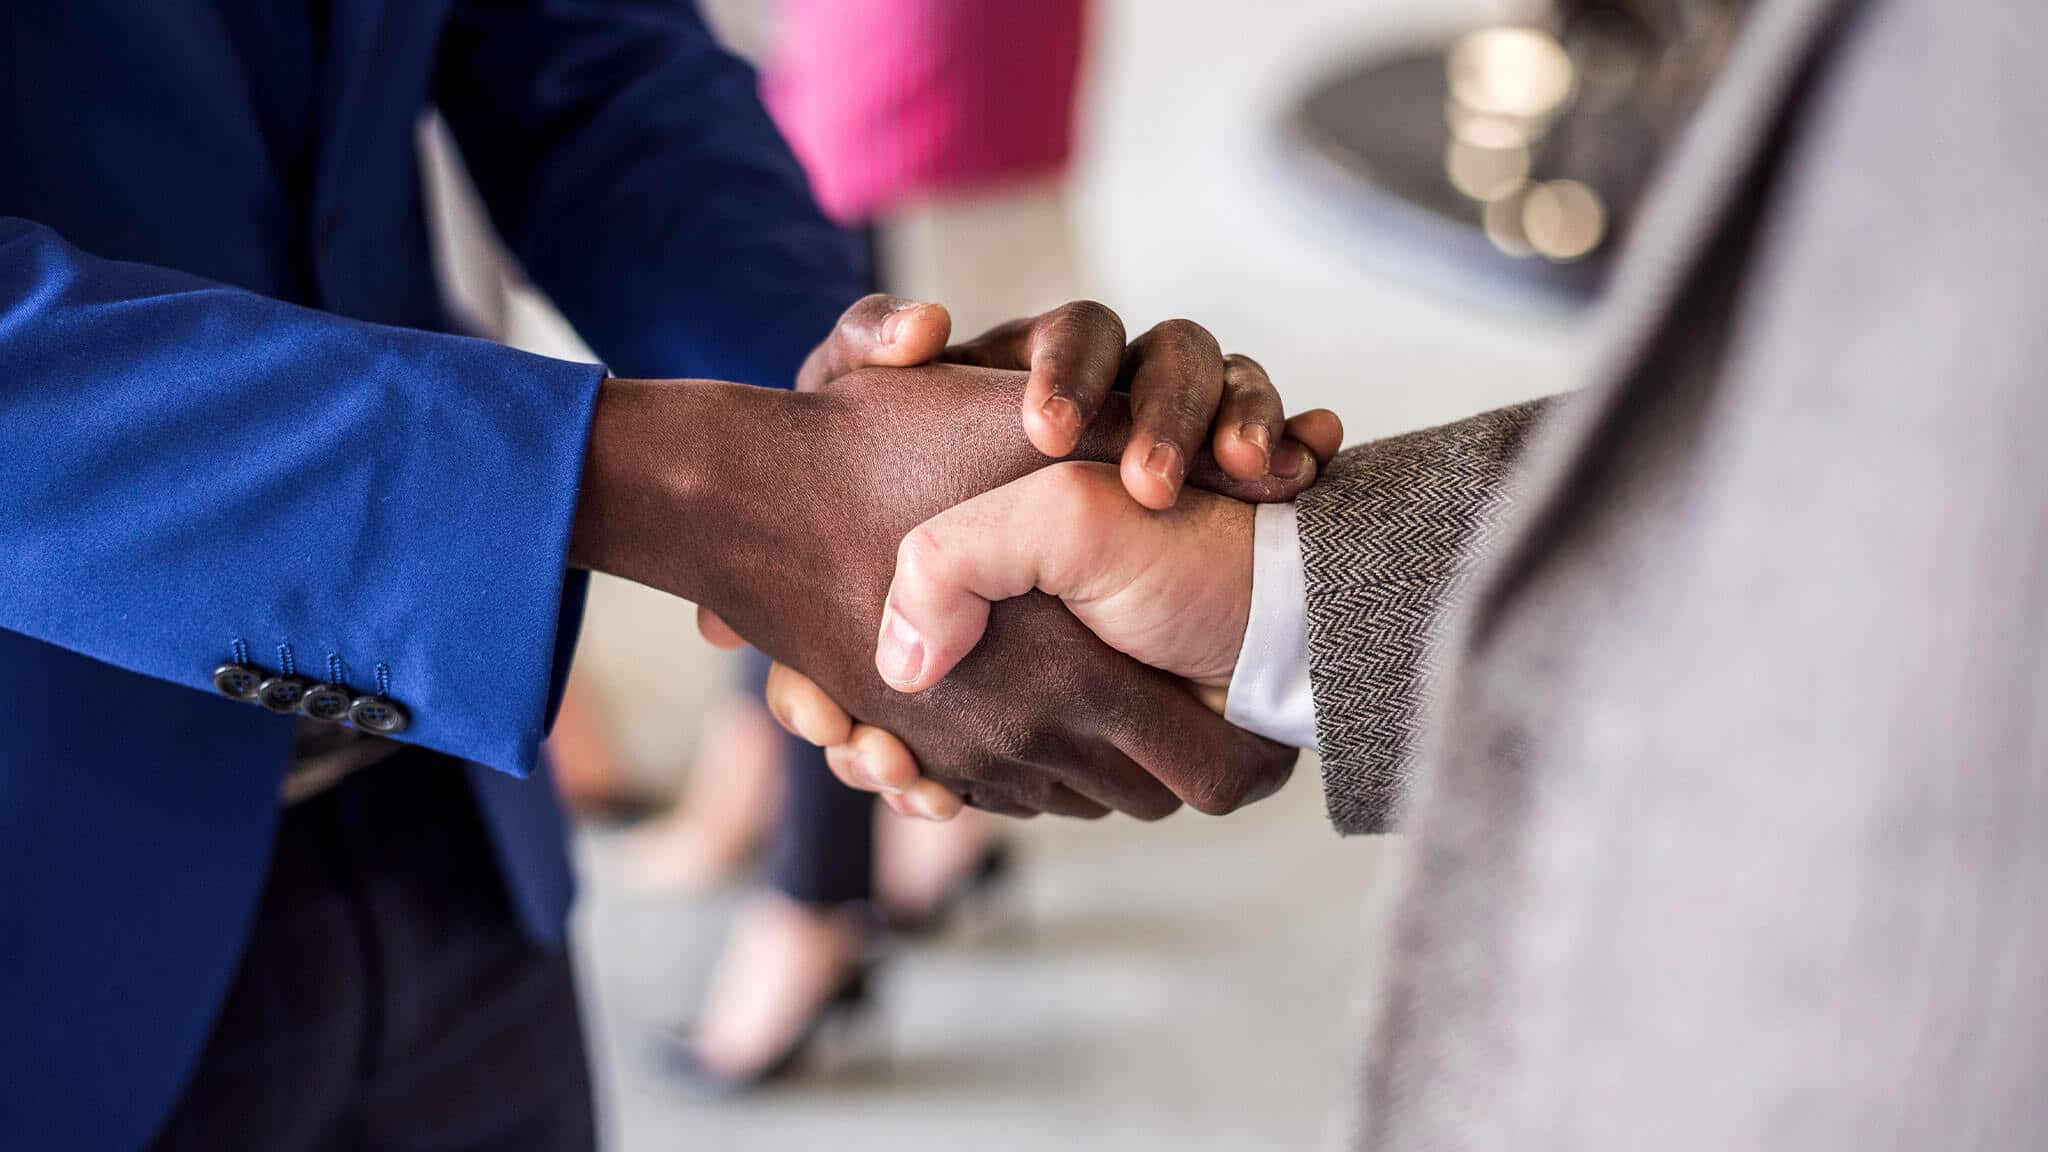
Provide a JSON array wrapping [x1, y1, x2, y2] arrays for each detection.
[[883, 841, 1014, 939], [660, 960, 877, 1097]]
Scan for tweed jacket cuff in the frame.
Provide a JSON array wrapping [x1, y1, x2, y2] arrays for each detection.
[[1296, 399, 1552, 833]]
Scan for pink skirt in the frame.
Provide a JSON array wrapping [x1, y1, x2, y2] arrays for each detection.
[[763, 0, 1088, 223]]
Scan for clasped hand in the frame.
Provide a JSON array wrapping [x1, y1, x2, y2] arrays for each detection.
[[751, 296, 1347, 819], [575, 294, 1336, 820], [754, 333, 1343, 820]]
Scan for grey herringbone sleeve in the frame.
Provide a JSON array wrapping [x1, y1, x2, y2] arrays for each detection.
[[1296, 400, 1550, 834]]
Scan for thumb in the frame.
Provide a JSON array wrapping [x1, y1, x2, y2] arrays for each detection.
[[795, 294, 955, 391], [875, 462, 1137, 693]]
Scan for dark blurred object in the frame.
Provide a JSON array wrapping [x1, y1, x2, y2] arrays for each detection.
[[1284, 0, 1748, 306]]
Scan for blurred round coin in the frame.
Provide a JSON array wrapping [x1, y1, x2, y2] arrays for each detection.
[[1522, 179, 1607, 262], [1448, 26, 1575, 120], [1482, 192, 1537, 258], [1446, 102, 1541, 149], [1446, 138, 1531, 201]]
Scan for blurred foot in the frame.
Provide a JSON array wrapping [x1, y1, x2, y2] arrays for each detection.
[[616, 696, 786, 893], [877, 807, 1006, 931], [684, 893, 873, 1085], [546, 677, 646, 818]]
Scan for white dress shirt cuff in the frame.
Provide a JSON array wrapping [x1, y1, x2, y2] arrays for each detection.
[[1223, 502, 1318, 749]]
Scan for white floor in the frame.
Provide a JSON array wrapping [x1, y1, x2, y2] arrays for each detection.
[[574, 760, 1409, 1152]]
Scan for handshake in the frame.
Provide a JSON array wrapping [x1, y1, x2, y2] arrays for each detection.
[[570, 295, 1343, 822]]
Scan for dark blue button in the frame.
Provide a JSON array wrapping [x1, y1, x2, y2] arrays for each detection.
[[256, 675, 312, 714], [348, 695, 409, 735]]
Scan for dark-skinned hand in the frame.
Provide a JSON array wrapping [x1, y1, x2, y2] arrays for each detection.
[[574, 296, 1336, 819]]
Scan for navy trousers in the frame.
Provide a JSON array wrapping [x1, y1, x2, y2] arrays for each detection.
[[148, 752, 596, 1151], [748, 647, 876, 908]]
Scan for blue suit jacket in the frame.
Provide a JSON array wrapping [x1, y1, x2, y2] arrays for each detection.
[[0, 2, 861, 1146]]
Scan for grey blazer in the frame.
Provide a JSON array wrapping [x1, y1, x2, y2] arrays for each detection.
[[1297, 0, 2048, 1147]]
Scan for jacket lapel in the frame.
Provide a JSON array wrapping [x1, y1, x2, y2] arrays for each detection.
[[1461, 0, 1854, 647]]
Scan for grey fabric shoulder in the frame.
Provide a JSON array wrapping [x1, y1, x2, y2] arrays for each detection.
[[1297, 400, 1552, 833]]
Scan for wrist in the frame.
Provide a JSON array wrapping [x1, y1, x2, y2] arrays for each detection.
[[570, 376, 781, 605], [1187, 497, 1257, 690]]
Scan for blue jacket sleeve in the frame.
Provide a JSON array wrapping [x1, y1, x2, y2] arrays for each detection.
[[0, 217, 606, 777], [435, 0, 866, 386]]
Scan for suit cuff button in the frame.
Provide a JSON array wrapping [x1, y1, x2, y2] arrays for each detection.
[[212, 663, 264, 700], [348, 695, 409, 735], [300, 684, 354, 723], [256, 675, 313, 714]]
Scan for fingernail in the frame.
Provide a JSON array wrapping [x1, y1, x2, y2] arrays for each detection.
[[1144, 441, 1184, 488], [882, 305, 917, 346], [908, 790, 948, 821], [1238, 422, 1272, 467], [1273, 440, 1311, 479], [861, 759, 908, 796], [1040, 394, 1082, 441], [832, 746, 904, 795], [877, 608, 925, 687]]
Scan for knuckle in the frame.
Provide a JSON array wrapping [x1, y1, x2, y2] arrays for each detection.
[[976, 793, 1037, 819], [894, 523, 949, 583], [1130, 792, 1185, 822], [1140, 390, 1212, 440], [1222, 352, 1270, 381], [839, 294, 889, 337], [1049, 299, 1123, 341], [1182, 767, 1255, 816], [1039, 460, 1113, 518], [1169, 387, 1214, 430], [1151, 317, 1221, 357]]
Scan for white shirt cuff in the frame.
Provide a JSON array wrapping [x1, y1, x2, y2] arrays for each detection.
[[1223, 502, 1318, 749]]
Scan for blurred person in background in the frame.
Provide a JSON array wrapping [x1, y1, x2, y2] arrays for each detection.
[[776, 0, 2048, 1149], [0, 1, 1327, 1147], [621, 0, 1097, 1090]]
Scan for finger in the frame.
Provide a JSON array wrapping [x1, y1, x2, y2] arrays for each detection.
[[1284, 409, 1345, 464], [1068, 392, 1326, 504], [1107, 667, 1300, 816], [794, 293, 955, 391], [1218, 408, 1345, 501], [1019, 302, 1128, 458], [944, 303, 1130, 458], [878, 464, 1135, 692], [1058, 744, 1183, 822], [939, 314, 1036, 370], [1210, 354, 1287, 483], [763, 662, 854, 747], [695, 605, 749, 650], [822, 723, 922, 794], [963, 791, 1039, 819], [1183, 437, 1318, 502], [1121, 319, 1226, 510], [885, 779, 967, 821], [1038, 784, 1111, 820]]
